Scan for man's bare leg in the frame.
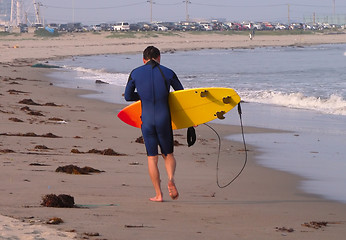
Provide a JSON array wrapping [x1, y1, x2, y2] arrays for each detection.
[[163, 153, 179, 200], [163, 153, 176, 181], [148, 155, 163, 202]]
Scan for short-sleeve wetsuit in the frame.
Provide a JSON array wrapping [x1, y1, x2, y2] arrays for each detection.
[[124, 60, 184, 156]]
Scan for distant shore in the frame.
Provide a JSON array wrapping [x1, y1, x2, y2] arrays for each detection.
[[1, 31, 346, 239], [2, 30, 346, 63]]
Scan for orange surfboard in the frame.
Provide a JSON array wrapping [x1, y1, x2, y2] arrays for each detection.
[[117, 87, 241, 130]]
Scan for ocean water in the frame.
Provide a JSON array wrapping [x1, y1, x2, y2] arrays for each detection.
[[49, 44, 346, 203]]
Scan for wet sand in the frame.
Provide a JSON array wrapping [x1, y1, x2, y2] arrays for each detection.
[[1, 31, 346, 239]]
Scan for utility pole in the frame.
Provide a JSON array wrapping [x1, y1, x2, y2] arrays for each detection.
[[150, 0, 153, 23], [147, 0, 154, 23], [184, 0, 191, 22], [72, 0, 75, 23], [287, 4, 290, 26], [333, 0, 335, 15]]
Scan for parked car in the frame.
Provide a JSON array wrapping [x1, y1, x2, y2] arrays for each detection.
[[100, 23, 112, 31], [275, 23, 287, 30], [137, 22, 153, 31], [228, 22, 246, 30], [48, 23, 59, 30], [152, 24, 168, 31], [161, 22, 182, 31], [113, 22, 130, 31], [252, 23, 263, 30], [58, 24, 68, 32], [180, 21, 203, 31], [129, 23, 142, 31], [66, 22, 83, 32], [199, 22, 213, 31], [263, 22, 275, 30], [33, 23, 44, 30], [92, 24, 102, 32], [19, 23, 28, 33]]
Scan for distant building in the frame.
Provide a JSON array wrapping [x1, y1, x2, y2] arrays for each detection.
[[0, 0, 11, 25]]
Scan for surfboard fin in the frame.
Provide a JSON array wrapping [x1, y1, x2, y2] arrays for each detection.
[[215, 111, 226, 119], [200, 90, 208, 97], [223, 96, 233, 104]]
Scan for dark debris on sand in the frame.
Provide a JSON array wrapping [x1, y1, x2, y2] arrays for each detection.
[[302, 221, 329, 229], [71, 148, 126, 156], [88, 148, 126, 156], [46, 217, 64, 225], [29, 162, 50, 166], [8, 117, 24, 122], [48, 117, 64, 121], [135, 136, 144, 144], [275, 227, 294, 233], [19, 98, 41, 106], [44, 102, 62, 107], [41, 194, 75, 208], [174, 140, 183, 146], [34, 145, 50, 150], [18, 98, 62, 107], [7, 89, 29, 94], [0, 149, 15, 153], [56, 164, 104, 175], [0, 132, 61, 138], [20, 106, 44, 116]]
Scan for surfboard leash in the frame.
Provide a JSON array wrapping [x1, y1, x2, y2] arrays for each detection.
[[204, 102, 248, 188]]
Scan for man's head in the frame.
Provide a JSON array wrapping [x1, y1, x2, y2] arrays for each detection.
[[143, 46, 161, 63]]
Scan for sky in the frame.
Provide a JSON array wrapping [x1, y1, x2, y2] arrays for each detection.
[[23, 0, 345, 25]]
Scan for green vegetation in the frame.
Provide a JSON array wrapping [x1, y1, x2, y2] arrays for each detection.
[[252, 29, 315, 35], [107, 32, 137, 39], [186, 29, 317, 36], [107, 31, 179, 39], [34, 28, 59, 37], [0, 32, 12, 37]]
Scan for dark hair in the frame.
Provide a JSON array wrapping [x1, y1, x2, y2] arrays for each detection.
[[143, 46, 160, 60]]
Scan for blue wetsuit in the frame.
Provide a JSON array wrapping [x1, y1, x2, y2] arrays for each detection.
[[124, 60, 184, 156]]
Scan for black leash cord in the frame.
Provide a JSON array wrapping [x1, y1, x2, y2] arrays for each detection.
[[204, 103, 248, 188]]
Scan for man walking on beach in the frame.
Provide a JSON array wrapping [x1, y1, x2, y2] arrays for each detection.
[[124, 46, 184, 202]]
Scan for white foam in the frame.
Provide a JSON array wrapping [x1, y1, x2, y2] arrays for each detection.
[[0, 215, 76, 240], [241, 90, 346, 116], [64, 66, 128, 86]]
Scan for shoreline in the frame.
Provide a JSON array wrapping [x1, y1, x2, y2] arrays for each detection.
[[2, 31, 346, 63], [1, 32, 346, 239]]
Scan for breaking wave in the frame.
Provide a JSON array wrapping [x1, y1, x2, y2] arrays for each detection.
[[60, 65, 346, 116], [63, 66, 128, 86], [242, 91, 346, 116]]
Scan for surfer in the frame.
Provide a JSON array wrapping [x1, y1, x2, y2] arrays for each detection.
[[124, 46, 184, 202]]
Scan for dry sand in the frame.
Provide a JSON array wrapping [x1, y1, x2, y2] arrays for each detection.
[[1, 31, 346, 239]]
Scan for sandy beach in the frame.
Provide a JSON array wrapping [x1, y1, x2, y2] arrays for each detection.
[[1, 31, 346, 239]]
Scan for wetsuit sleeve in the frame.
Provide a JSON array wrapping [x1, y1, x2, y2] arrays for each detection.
[[124, 73, 140, 101], [170, 72, 184, 91]]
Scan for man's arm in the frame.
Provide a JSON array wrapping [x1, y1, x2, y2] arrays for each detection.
[[170, 72, 184, 91], [124, 74, 140, 101]]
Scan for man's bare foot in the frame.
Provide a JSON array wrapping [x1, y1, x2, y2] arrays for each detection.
[[149, 196, 163, 202], [168, 180, 179, 200]]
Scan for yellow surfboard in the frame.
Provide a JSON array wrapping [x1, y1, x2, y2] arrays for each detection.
[[117, 87, 241, 130]]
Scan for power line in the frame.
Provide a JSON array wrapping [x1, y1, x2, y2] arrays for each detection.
[[192, 3, 286, 8], [42, 1, 147, 10], [155, 1, 182, 6]]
